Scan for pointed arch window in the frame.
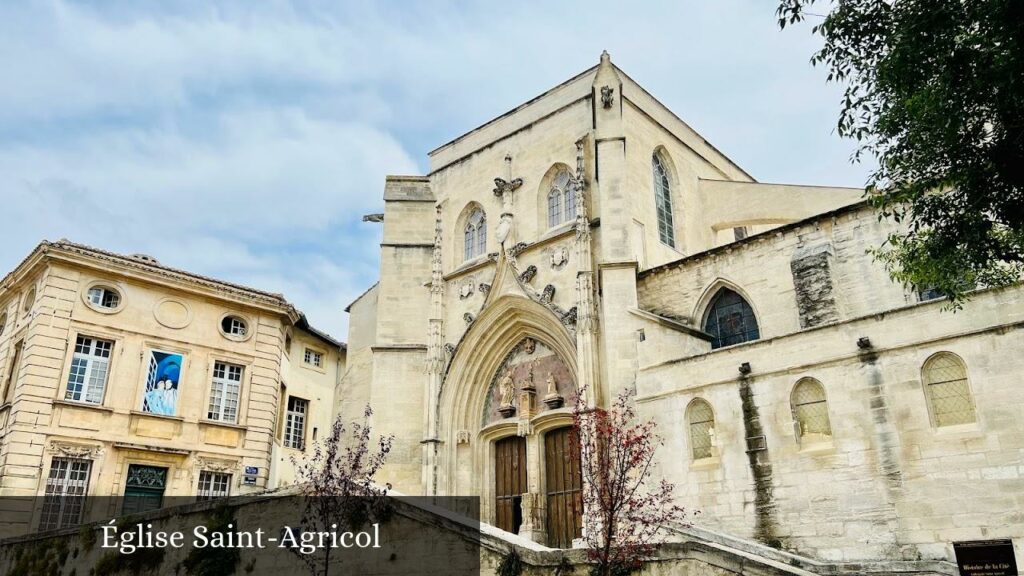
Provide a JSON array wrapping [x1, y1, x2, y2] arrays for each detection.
[[703, 288, 760, 349], [653, 153, 676, 248], [791, 378, 832, 442], [687, 399, 715, 460], [547, 169, 576, 228], [922, 352, 976, 427], [464, 209, 487, 261]]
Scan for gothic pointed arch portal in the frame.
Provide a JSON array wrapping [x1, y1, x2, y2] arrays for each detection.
[[436, 295, 582, 546]]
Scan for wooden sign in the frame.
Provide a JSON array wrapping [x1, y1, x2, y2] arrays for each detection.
[[954, 539, 1017, 576]]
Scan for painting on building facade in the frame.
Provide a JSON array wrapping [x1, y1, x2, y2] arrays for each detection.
[[142, 350, 182, 416]]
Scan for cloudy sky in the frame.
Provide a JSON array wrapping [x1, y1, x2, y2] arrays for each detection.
[[0, 0, 872, 339]]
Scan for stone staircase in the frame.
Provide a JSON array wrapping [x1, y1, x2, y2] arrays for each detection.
[[402, 498, 959, 575]]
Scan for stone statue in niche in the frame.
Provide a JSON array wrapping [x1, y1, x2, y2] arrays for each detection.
[[498, 370, 516, 418], [543, 372, 564, 409]]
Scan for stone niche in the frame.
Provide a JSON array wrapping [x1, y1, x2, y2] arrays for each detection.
[[483, 337, 573, 425]]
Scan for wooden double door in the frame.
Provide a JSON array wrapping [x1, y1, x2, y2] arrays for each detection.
[[494, 427, 582, 548]]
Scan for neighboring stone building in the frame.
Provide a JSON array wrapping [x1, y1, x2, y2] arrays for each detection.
[[0, 240, 342, 536], [269, 316, 346, 487], [341, 51, 1023, 567]]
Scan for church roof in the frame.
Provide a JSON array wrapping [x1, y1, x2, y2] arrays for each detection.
[[427, 51, 754, 182]]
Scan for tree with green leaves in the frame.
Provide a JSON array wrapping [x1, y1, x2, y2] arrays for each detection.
[[778, 0, 1024, 306]]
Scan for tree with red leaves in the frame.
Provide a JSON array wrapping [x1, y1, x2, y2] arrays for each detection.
[[291, 405, 394, 576], [572, 387, 690, 576]]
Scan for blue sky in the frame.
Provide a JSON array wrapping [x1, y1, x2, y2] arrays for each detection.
[[0, 1, 872, 339]]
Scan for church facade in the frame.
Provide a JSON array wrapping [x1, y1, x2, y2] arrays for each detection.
[[340, 52, 1023, 565]]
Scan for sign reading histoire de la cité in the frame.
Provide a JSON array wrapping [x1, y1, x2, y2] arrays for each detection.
[[953, 540, 1017, 576]]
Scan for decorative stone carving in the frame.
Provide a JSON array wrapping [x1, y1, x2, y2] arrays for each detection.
[[444, 343, 455, 356], [464, 312, 475, 324], [456, 430, 471, 445], [458, 280, 475, 300], [601, 85, 615, 109], [549, 246, 569, 269], [517, 419, 533, 437], [196, 457, 238, 474], [492, 177, 524, 198], [478, 283, 491, 295], [508, 242, 529, 258], [540, 285, 556, 304], [521, 338, 536, 355], [519, 265, 537, 284], [47, 441, 103, 460], [562, 306, 578, 328]]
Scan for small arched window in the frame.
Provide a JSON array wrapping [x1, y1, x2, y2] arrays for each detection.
[[791, 378, 832, 442], [652, 153, 675, 248], [922, 352, 976, 427], [686, 399, 715, 460], [703, 288, 760, 349], [547, 169, 575, 228], [463, 209, 487, 261]]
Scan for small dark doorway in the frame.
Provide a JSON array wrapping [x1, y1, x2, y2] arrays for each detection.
[[545, 426, 582, 548], [494, 436, 527, 534]]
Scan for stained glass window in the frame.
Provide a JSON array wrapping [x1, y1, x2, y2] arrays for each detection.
[[703, 288, 760, 349]]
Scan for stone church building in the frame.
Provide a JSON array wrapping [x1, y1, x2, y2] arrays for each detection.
[[340, 52, 1023, 567]]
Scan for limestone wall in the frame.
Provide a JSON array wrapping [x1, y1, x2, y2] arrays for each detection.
[[0, 248, 293, 535], [633, 204, 1024, 564]]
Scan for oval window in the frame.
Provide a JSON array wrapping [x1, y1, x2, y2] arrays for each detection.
[[87, 286, 121, 310], [221, 315, 248, 337]]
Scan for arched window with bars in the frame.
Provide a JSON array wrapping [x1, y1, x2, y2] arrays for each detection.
[[547, 169, 575, 228], [463, 208, 487, 261], [686, 399, 715, 460], [922, 352, 977, 427], [791, 378, 832, 443], [652, 152, 676, 248], [702, 288, 760, 349]]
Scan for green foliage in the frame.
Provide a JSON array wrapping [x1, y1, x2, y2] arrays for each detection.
[[779, 0, 1024, 305], [8, 539, 68, 576], [496, 548, 525, 576], [80, 525, 98, 552]]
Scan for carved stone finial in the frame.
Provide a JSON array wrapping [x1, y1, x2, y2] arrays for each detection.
[[540, 284, 556, 304], [464, 312, 475, 324], [519, 265, 537, 284]]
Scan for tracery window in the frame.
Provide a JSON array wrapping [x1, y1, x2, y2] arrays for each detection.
[[653, 153, 676, 248], [703, 288, 760, 349], [922, 352, 976, 427], [547, 169, 576, 227], [464, 209, 487, 261], [791, 378, 832, 442], [687, 399, 715, 460]]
